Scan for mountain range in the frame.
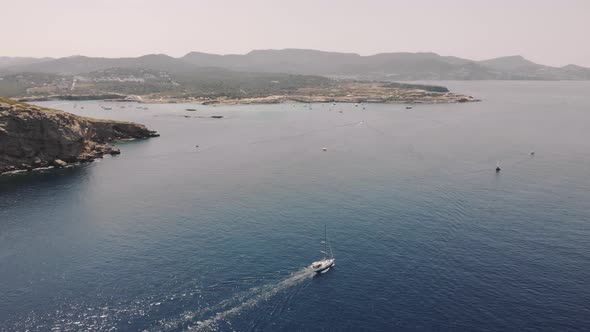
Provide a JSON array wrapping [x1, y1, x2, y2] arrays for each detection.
[[2, 49, 590, 81]]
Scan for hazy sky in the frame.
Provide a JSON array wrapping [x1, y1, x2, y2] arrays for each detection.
[[2, 0, 589, 67]]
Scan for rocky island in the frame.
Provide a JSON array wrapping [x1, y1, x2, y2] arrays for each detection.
[[0, 97, 159, 174]]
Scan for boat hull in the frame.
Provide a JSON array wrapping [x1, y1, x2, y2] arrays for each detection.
[[311, 258, 335, 274]]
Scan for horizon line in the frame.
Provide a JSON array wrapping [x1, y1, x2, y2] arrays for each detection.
[[1, 49, 588, 69]]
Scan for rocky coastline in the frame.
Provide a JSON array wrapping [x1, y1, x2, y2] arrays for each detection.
[[0, 97, 159, 174]]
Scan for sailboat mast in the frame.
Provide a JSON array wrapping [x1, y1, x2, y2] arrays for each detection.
[[324, 225, 327, 258]]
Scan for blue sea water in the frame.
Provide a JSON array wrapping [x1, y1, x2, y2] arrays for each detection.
[[1, 81, 589, 331]]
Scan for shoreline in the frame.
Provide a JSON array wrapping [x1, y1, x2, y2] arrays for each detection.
[[18, 93, 481, 105], [16, 82, 481, 105]]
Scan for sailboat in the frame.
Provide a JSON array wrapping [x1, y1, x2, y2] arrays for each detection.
[[310, 225, 335, 274]]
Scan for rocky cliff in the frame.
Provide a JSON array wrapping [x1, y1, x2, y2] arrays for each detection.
[[0, 97, 158, 174]]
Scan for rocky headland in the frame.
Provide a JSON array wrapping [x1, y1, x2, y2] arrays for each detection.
[[0, 97, 159, 174]]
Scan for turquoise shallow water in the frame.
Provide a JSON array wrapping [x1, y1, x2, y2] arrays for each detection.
[[1, 81, 590, 331]]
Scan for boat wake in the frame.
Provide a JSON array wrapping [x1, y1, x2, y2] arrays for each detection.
[[154, 266, 316, 331]]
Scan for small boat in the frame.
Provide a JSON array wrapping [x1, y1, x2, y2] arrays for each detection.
[[530, 151, 535, 156], [310, 226, 335, 274], [496, 162, 501, 172], [322, 147, 327, 151], [186, 108, 197, 112], [406, 106, 413, 109]]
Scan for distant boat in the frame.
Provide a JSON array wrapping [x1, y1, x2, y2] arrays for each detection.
[[496, 162, 501, 172], [530, 151, 535, 156], [406, 106, 413, 109], [322, 147, 328, 151], [310, 225, 335, 274], [186, 108, 197, 112]]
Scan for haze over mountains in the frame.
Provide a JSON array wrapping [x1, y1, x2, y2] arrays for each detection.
[[2, 49, 590, 81]]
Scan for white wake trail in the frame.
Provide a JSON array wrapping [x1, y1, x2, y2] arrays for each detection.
[[189, 266, 315, 331], [152, 266, 316, 331]]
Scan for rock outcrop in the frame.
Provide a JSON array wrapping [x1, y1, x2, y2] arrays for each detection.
[[0, 97, 158, 174]]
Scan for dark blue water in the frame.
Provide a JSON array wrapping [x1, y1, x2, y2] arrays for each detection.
[[1, 81, 590, 331]]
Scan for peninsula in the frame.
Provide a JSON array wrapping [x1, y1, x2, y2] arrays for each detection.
[[13, 81, 478, 105], [0, 54, 479, 105], [193, 82, 478, 105], [0, 97, 159, 174]]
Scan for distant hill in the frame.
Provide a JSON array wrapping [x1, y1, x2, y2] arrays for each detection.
[[476, 55, 590, 80], [3, 54, 194, 75], [182, 49, 362, 76], [181, 49, 590, 80], [2, 50, 590, 86], [0, 57, 54, 70], [0, 55, 335, 98], [478, 55, 540, 71], [181, 50, 494, 80]]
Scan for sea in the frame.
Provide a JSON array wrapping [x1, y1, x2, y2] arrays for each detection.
[[1, 81, 589, 331]]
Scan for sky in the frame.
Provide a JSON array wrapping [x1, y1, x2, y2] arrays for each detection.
[[1, 0, 589, 67]]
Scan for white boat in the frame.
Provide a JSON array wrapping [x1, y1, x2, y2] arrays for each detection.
[[310, 226, 335, 274]]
